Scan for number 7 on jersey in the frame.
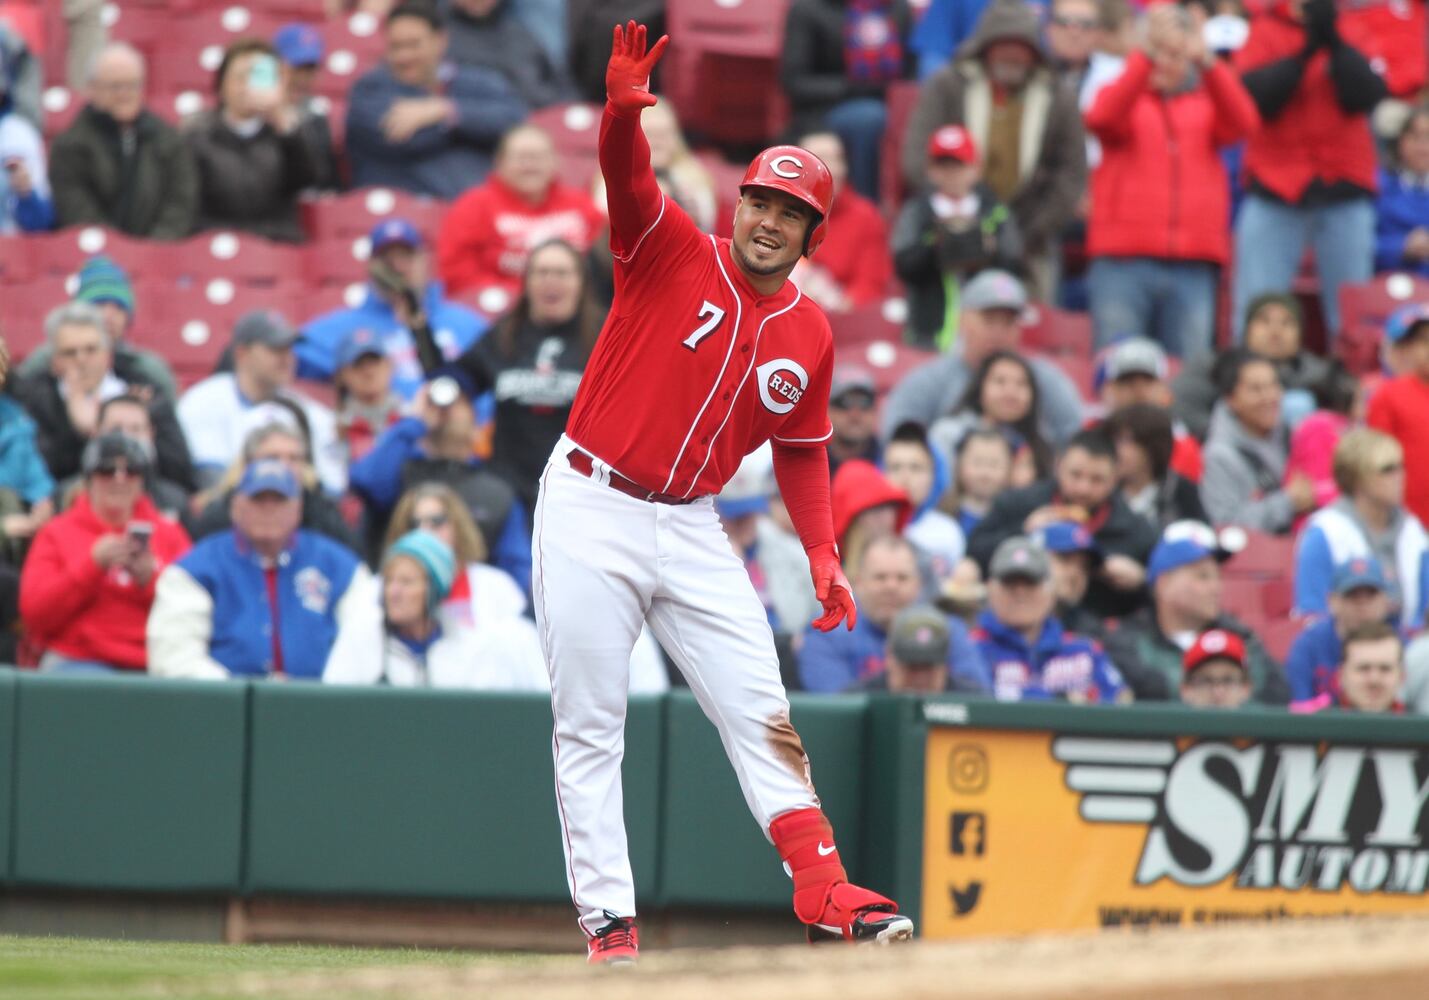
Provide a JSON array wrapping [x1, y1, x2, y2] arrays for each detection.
[[682, 301, 726, 351]]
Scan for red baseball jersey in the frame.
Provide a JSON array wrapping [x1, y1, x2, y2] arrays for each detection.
[[567, 124, 834, 500]]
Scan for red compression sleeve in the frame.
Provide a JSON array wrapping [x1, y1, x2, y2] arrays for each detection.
[[599, 103, 665, 258], [772, 441, 836, 558]]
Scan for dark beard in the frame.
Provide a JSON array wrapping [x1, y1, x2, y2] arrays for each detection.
[[733, 239, 793, 278]]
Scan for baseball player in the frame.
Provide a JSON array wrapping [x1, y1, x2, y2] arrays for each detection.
[[532, 22, 915, 964]]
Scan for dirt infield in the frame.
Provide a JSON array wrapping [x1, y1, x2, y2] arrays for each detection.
[[221, 916, 1429, 1000]]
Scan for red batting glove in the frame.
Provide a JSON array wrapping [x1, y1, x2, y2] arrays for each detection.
[[606, 20, 668, 118], [809, 545, 858, 632]]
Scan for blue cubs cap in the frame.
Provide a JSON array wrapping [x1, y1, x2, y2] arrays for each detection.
[[1147, 520, 1233, 585], [1385, 303, 1429, 344], [1036, 521, 1102, 566], [1333, 557, 1388, 595], [238, 459, 299, 499], [336, 327, 386, 369], [369, 218, 423, 254], [274, 23, 324, 67]]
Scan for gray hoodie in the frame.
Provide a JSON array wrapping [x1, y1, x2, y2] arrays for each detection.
[[1199, 402, 1293, 533]]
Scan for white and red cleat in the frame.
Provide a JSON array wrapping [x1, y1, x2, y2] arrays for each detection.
[[805, 882, 915, 944]]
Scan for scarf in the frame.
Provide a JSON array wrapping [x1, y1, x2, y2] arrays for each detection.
[[844, 0, 902, 85]]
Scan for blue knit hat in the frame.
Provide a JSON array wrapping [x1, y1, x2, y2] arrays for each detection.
[[75, 256, 135, 316], [384, 530, 456, 614]]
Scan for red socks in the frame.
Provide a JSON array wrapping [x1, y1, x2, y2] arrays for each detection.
[[770, 807, 846, 923]]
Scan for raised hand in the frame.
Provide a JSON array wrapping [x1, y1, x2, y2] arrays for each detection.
[[606, 20, 669, 117]]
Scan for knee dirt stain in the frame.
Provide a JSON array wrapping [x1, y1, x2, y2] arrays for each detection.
[[766, 710, 814, 791]]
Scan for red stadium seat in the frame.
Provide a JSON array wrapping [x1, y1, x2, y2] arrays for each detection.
[[664, 0, 792, 144], [25, 228, 172, 281], [1259, 618, 1302, 663], [828, 298, 908, 348], [148, 7, 289, 96], [1220, 576, 1293, 625], [0, 234, 34, 285], [1337, 273, 1429, 374], [1224, 531, 1296, 578], [303, 237, 372, 288], [698, 151, 746, 239], [40, 85, 83, 142], [165, 232, 305, 287], [852, 339, 937, 396], [530, 103, 603, 191], [1049, 354, 1096, 401], [303, 187, 450, 244], [1022, 305, 1094, 359], [310, 14, 388, 101], [2, 276, 73, 361], [140, 281, 301, 381]]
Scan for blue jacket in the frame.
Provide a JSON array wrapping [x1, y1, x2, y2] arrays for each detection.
[[1284, 617, 1342, 702], [798, 611, 989, 693], [0, 395, 54, 504], [1374, 168, 1429, 277], [349, 416, 531, 594], [1293, 503, 1429, 632], [297, 282, 490, 401], [148, 529, 369, 679], [345, 62, 527, 199], [972, 611, 1126, 702]]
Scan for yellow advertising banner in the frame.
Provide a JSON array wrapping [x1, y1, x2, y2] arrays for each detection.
[[921, 725, 1429, 938]]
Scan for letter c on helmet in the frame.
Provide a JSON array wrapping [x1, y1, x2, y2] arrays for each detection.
[[770, 155, 803, 180]]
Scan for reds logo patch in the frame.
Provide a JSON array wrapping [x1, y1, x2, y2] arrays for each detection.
[[756, 358, 808, 415]]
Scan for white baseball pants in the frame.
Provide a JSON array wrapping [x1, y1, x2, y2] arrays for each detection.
[[532, 437, 820, 935]]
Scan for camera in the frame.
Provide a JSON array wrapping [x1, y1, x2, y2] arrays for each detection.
[[428, 375, 461, 408]]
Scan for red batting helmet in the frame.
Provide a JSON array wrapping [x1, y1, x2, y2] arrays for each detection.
[[739, 145, 834, 257]]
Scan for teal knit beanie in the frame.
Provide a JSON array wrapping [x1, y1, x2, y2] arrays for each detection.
[[75, 256, 135, 316], [384, 530, 456, 614]]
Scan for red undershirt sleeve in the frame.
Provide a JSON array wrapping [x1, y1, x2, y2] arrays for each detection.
[[772, 441, 836, 558], [599, 102, 665, 259]]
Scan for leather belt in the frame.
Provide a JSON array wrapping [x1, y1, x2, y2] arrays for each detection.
[[566, 449, 698, 506]]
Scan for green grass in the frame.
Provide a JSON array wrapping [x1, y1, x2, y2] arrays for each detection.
[[0, 934, 552, 1000]]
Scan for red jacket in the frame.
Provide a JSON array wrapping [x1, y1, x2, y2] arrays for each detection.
[[814, 188, 894, 308], [832, 459, 911, 544], [20, 493, 191, 670], [1234, 5, 1379, 202], [1085, 52, 1258, 265], [1340, 0, 1426, 99], [436, 175, 606, 300], [1367, 373, 1429, 526]]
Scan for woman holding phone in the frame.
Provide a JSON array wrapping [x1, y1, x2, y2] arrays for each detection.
[[183, 39, 317, 242]]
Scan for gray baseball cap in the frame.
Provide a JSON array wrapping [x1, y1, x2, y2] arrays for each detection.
[[889, 606, 951, 667], [1103, 338, 1168, 382], [961, 269, 1027, 314], [989, 535, 1051, 583], [830, 364, 877, 405], [232, 309, 298, 349]]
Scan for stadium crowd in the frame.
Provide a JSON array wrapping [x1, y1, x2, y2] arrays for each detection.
[[1, 0, 1429, 714]]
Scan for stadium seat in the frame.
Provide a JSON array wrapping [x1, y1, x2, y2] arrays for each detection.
[[3, 276, 73, 360], [148, 7, 289, 96], [304, 187, 450, 244], [40, 85, 83, 142], [828, 298, 908, 349], [1259, 618, 1302, 663], [140, 281, 302, 382], [1337, 273, 1429, 374], [1224, 531, 1296, 578], [855, 339, 936, 396], [25, 228, 171, 281], [698, 151, 746, 239], [1220, 576, 1293, 625], [310, 13, 387, 102], [303, 238, 372, 288], [530, 103, 602, 192], [165, 232, 305, 288], [1022, 305, 1094, 359], [0, 234, 34, 285], [664, 0, 792, 144]]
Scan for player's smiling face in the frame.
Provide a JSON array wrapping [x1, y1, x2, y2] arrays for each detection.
[[732, 187, 812, 282]]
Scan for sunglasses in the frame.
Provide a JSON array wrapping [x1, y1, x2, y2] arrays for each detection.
[[412, 513, 449, 531], [92, 464, 137, 479], [831, 395, 875, 412], [1052, 15, 1098, 29], [1378, 463, 1404, 475]]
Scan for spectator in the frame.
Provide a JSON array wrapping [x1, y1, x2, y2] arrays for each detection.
[[11, 302, 195, 492], [323, 529, 548, 688], [567, 0, 666, 102], [950, 426, 1015, 536], [1293, 429, 1427, 630], [452, 238, 603, 512], [831, 459, 911, 582], [0, 47, 51, 233], [1200, 349, 1315, 532], [1283, 359, 1360, 522], [1172, 292, 1332, 440], [1231, 0, 1386, 338], [147, 460, 371, 680], [0, 336, 53, 545], [1367, 303, 1429, 527], [790, 131, 892, 311], [781, 0, 913, 200], [1094, 337, 1201, 482], [20, 433, 190, 673], [1104, 519, 1286, 701], [1035, 520, 1104, 638], [882, 270, 1084, 447], [441, 0, 574, 109], [346, 1, 527, 198], [1048, 0, 1102, 92], [349, 370, 530, 592], [972, 535, 1128, 702], [1084, 4, 1258, 360], [1103, 403, 1207, 531], [1375, 105, 1429, 277], [907, 0, 992, 80], [1286, 557, 1393, 703], [184, 39, 318, 243], [178, 311, 345, 496], [385, 481, 526, 622], [86, 395, 190, 522], [188, 422, 359, 552], [884, 422, 965, 582], [272, 22, 342, 193], [0, 18, 39, 128], [893, 124, 1023, 348], [16, 257, 179, 403], [928, 349, 1053, 480], [968, 427, 1158, 617], [858, 605, 962, 693], [799, 534, 987, 692], [593, 101, 717, 233], [1293, 621, 1405, 714], [1178, 628, 1253, 709], [436, 123, 606, 305], [61, 0, 106, 92], [330, 329, 404, 468], [902, 0, 1087, 298], [298, 219, 489, 400], [827, 366, 882, 477], [47, 43, 198, 239]]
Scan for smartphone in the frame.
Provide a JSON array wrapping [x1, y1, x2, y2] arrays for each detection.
[[126, 521, 153, 548], [247, 54, 281, 104]]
